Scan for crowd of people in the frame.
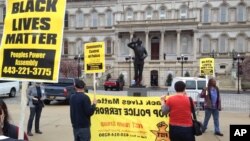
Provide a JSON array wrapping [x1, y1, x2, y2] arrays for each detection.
[[1, 77, 224, 141]]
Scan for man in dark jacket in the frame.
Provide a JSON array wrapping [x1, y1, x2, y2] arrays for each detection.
[[70, 79, 97, 141]]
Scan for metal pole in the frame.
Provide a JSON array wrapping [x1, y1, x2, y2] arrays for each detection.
[[181, 60, 183, 77], [78, 58, 80, 78], [129, 59, 131, 87], [237, 61, 240, 94]]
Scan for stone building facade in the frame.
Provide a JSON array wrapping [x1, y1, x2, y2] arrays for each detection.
[[0, 0, 250, 87]]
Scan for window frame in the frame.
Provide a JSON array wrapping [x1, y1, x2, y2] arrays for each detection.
[[76, 10, 84, 28], [237, 4, 246, 22], [145, 7, 153, 20], [91, 11, 98, 27], [203, 5, 210, 23], [220, 5, 228, 23], [106, 10, 113, 27], [219, 35, 228, 53]]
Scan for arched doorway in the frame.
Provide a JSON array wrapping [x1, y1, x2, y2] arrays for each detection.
[[150, 70, 158, 86], [151, 37, 160, 60]]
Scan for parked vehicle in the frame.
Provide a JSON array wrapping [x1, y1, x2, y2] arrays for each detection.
[[43, 78, 88, 105], [0, 80, 20, 97], [103, 78, 124, 91], [168, 77, 207, 109]]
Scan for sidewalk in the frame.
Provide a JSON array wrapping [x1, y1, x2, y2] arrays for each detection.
[[7, 103, 250, 141]]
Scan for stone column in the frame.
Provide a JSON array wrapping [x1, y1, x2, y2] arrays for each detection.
[[114, 32, 120, 60], [160, 30, 165, 61], [193, 30, 198, 60], [145, 31, 149, 61], [129, 31, 134, 56], [176, 30, 181, 56]]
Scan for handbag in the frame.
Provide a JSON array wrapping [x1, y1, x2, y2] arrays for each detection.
[[189, 97, 203, 136]]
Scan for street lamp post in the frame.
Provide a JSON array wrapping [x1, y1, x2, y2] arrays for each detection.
[[125, 56, 132, 86], [177, 54, 188, 77], [74, 54, 84, 78], [233, 54, 244, 94]]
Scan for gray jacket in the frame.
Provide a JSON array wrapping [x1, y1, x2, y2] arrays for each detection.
[[26, 85, 45, 108]]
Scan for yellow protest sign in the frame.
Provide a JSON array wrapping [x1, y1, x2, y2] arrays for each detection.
[[0, 0, 66, 82], [84, 42, 105, 73], [87, 93, 170, 141], [200, 58, 215, 76]]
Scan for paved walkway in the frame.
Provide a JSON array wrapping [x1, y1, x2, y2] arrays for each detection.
[[7, 103, 250, 141]]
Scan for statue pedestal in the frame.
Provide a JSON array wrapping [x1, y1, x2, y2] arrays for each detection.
[[127, 86, 147, 97]]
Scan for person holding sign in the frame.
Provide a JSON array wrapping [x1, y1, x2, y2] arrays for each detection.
[[200, 78, 223, 136], [127, 36, 148, 87], [26, 83, 45, 136], [69, 79, 97, 141], [161, 81, 195, 141]]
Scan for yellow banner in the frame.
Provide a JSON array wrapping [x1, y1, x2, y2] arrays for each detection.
[[199, 58, 215, 76], [87, 93, 170, 141], [84, 42, 105, 73], [0, 0, 66, 82]]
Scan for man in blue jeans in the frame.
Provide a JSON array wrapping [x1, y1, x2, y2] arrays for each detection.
[[200, 78, 223, 136], [70, 79, 97, 141]]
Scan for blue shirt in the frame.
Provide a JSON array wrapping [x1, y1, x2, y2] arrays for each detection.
[[210, 87, 218, 108]]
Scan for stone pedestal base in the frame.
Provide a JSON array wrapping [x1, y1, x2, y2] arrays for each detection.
[[127, 87, 147, 97]]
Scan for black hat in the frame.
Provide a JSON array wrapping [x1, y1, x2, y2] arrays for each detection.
[[75, 79, 85, 89]]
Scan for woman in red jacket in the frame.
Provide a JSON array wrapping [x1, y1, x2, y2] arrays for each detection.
[[161, 81, 195, 141]]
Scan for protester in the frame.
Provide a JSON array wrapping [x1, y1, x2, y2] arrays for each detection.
[[26, 82, 45, 136], [160, 81, 195, 141], [0, 99, 28, 141], [200, 78, 223, 136], [70, 79, 97, 141]]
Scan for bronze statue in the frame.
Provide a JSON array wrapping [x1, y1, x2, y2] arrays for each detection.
[[127, 36, 148, 86]]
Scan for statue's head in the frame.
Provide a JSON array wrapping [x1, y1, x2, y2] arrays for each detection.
[[137, 38, 142, 45], [132, 35, 138, 42]]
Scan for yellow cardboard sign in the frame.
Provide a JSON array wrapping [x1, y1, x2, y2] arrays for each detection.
[[87, 93, 170, 141], [84, 42, 105, 73], [200, 58, 215, 76], [0, 0, 66, 82]]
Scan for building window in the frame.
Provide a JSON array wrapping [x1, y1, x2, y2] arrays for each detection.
[[63, 40, 69, 55], [0, 6, 6, 23], [202, 35, 211, 53], [180, 5, 188, 19], [64, 11, 69, 28], [76, 10, 84, 28], [91, 10, 98, 27], [159, 7, 166, 19], [219, 35, 228, 53], [220, 5, 228, 23], [236, 35, 245, 53], [126, 8, 133, 20], [121, 38, 130, 56], [106, 10, 112, 26], [76, 39, 83, 54], [106, 39, 112, 54], [145, 7, 153, 20], [203, 5, 210, 23], [237, 4, 246, 22], [167, 36, 176, 54]]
